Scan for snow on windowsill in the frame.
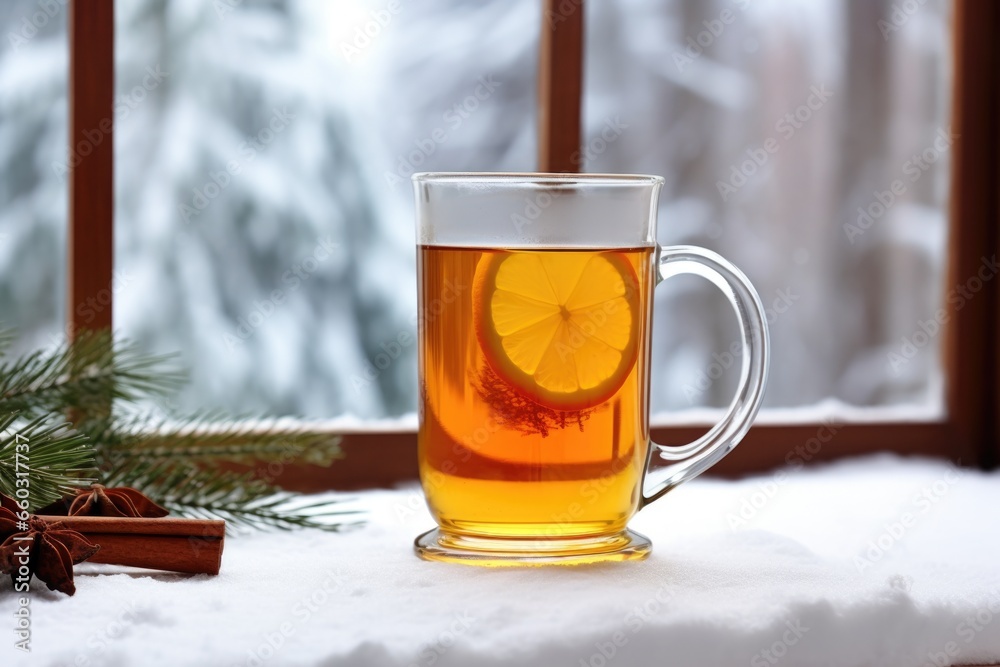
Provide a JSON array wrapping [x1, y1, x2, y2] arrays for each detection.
[[10, 454, 999, 667]]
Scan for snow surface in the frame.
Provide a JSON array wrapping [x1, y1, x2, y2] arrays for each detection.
[[5, 454, 1000, 667]]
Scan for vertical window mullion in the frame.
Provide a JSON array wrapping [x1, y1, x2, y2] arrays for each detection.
[[68, 0, 115, 337], [537, 0, 584, 173]]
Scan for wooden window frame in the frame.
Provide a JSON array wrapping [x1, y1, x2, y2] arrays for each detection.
[[68, 0, 997, 491]]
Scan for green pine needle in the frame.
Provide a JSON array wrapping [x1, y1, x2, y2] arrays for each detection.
[[102, 460, 361, 533], [0, 412, 97, 510], [0, 328, 360, 532], [0, 328, 14, 357], [166, 495, 363, 533], [0, 329, 183, 419]]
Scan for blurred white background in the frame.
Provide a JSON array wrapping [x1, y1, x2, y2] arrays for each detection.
[[0, 0, 951, 419]]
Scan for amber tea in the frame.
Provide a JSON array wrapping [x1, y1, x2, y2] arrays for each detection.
[[418, 246, 655, 541]]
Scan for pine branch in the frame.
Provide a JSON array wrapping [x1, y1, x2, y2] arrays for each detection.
[[0, 412, 97, 510], [0, 328, 14, 357], [80, 412, 342, 470], [102, 460, 361, 533], [166, 495, 362, 533], [91, 419, 354, 532], [0, 330, 183, 419], [0, 327, 360, 533]]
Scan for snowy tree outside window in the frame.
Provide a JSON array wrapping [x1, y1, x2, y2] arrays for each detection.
[[0, 0, 950, 421]]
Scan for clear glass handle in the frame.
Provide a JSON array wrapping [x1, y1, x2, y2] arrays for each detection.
[[640, 244, 770, 507]]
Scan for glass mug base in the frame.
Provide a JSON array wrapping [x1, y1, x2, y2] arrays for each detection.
[[414, 528, 652, 566]]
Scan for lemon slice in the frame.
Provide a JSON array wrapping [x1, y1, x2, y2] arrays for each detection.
[[473, 250, 641, 410]]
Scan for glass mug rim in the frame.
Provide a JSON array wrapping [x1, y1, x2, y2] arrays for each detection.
[[413, 172, 664, 249], [412, 172, 769, 566], [412, 171, 665, 187]]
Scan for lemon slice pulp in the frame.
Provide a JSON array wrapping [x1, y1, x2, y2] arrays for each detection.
[[473, 250, 641, 411]]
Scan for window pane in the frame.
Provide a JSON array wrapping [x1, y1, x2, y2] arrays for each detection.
[[0, 1, 67, 355], [113, 0, 538, 418], [583, 0, 951, 414], [116, 0, 950, 420], [1, 0, 954, 422]]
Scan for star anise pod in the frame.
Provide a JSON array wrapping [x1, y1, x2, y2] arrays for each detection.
[[0, 493, 24, 541], [0, 494, 99, 596], [37, 484, 169, 518]]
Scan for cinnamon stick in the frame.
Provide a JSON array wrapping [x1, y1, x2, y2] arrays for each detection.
[[39, 516, 224, 575]]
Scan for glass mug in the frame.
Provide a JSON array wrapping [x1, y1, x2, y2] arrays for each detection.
[[412, 173, 768, 565]]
